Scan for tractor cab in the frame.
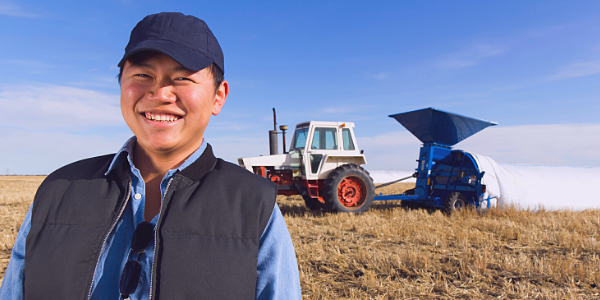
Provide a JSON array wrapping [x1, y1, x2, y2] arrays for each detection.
[[288, 121, 366, 180]]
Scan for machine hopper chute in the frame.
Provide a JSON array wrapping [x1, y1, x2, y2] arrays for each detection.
[[389, 107, 497, 147], [373, 107, 499, 211]]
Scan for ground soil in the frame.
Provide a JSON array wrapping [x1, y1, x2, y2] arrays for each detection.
[[1, 178, 599, 299]]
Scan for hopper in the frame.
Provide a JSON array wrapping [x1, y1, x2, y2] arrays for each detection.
[[389, 107, 497, 147]]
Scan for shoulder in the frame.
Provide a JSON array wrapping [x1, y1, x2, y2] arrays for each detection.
[[44, 154, 117, 182], [208, 159, 278, 226], [36, 154, 120, 198], [31, 154, 125, 222], [213, 158, 278, 191]]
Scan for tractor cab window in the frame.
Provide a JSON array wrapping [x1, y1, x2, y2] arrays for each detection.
[[342, 128, 355, 150], [291, 127, 309, 149], [311, 127, 338, 150]]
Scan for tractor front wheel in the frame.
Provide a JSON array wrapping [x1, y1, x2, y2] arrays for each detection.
[[323, 164, 374, 214]]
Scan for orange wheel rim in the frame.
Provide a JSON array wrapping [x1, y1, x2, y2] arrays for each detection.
[[337, 176, 365, 208]]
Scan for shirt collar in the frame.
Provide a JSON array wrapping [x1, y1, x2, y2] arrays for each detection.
[[105, 136, 207, 176]]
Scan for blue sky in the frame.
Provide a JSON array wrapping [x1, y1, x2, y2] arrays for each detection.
[[1, 0, 599, 174]]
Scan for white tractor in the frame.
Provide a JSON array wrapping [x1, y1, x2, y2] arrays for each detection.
[[238, 117, 375, 214]]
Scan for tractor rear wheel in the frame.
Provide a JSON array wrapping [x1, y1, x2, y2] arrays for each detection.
[[323, 164, 374, 214], [444, 192, 467, 213]]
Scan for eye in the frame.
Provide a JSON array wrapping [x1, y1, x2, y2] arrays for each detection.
[[175, 77, 193, 82], [134, 73, 151, 78]]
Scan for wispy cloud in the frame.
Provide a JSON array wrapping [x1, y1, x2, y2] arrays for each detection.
[[365, 72, 390, 80], [208, 120, 254, 131], [0, 84, 123, 130], [1, 59, 55, 74], [457, 124, 600, 167], [524, 24, 570, 38], [1, 59, 55, 68], [357, 124, 600, 171], [548, 60, 600, 80], [227, 79, 258, 89], [69, 76, 120, 89], [319, 104, 376, 115], [205, 132, 268, 161], [0, 128, 128, 175], [435, 44, 503, 68], [0, 1, 40, 18], [314, 105, 377, 121]]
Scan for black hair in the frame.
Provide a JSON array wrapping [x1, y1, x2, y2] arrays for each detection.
[[208, 63, 224, 94], [117, 52, 224, 94]]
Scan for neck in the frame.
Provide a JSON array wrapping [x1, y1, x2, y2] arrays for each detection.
[[132, 141, 200, 182]]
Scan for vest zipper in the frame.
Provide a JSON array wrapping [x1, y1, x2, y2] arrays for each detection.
[[87, 180, 132, 300], [148, 177, 174, 300]]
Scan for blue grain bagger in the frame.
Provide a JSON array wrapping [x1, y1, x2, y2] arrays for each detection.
[[374, 108, 497, 212]]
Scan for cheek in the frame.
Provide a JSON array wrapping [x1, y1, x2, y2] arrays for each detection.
[[121, 85, 146, 112], [182, 89, 215, 116], [120, 98, 136, 128]]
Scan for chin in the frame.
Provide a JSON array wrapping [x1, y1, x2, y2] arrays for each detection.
[[137, 137, 177, 151], [151, 141, 179, 152]]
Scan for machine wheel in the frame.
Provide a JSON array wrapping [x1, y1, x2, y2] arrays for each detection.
[[400, 200, 417, 209], [444, 192, 467, 213], [302, 194, 326, 211], [323, 164, 375, 214]]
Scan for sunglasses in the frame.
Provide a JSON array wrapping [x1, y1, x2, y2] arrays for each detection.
[[119, 221, 154, 299]]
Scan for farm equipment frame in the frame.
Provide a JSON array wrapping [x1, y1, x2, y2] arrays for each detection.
[[239, 107, 497, 214]]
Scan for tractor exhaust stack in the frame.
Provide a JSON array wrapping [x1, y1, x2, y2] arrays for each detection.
[[269, 108, 278, 155]]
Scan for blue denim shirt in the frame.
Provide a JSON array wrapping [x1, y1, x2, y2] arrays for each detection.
[[0, 137, 301, 300]]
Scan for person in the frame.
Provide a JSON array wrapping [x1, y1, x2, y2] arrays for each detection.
[[0, 12, 302, 300]]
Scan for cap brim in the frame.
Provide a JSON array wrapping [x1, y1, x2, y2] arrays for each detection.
[[117, 39, 213, 71]]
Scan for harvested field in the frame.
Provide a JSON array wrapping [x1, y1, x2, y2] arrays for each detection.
[[0, 176, 45, 286], [1, 178, 599, 299]]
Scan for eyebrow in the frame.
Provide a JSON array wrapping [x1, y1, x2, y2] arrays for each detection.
[[172, 66, 193, 73], [129, 62, 154, 70], [129, 62, 191, 73]]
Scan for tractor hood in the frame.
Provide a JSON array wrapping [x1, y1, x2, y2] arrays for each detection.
[[389, 107, 497, 147], [238, 154, 291, 172]]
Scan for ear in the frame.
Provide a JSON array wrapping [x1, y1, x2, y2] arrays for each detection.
[[212, 80, 228, 116]]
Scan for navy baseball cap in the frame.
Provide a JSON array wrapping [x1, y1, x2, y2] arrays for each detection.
[[118, 12, 224, 74]]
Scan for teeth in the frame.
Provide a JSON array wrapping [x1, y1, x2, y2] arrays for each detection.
[[145, 112, 180, 122]]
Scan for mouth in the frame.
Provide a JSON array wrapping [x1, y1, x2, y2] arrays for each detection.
[[144, 112, 182, 122]]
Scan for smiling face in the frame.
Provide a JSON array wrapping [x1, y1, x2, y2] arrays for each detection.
[[120, 52, 228, 160]]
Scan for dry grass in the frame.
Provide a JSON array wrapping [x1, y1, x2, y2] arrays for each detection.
[[1, 178, 599, 299], [281, 183, 600, 299], [0, 176, 45, 286]]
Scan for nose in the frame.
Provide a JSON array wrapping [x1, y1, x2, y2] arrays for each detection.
[[148, 81, 176, 103]]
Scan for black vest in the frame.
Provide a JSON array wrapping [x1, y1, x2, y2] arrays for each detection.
[[24, 144, 277, 299]]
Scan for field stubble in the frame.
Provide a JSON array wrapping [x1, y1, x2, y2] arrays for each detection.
[[1, 178, 599, 299], [0, 176, 45, 287]]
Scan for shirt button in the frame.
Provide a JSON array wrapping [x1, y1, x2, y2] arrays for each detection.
[[134, 193, 142, 200]]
